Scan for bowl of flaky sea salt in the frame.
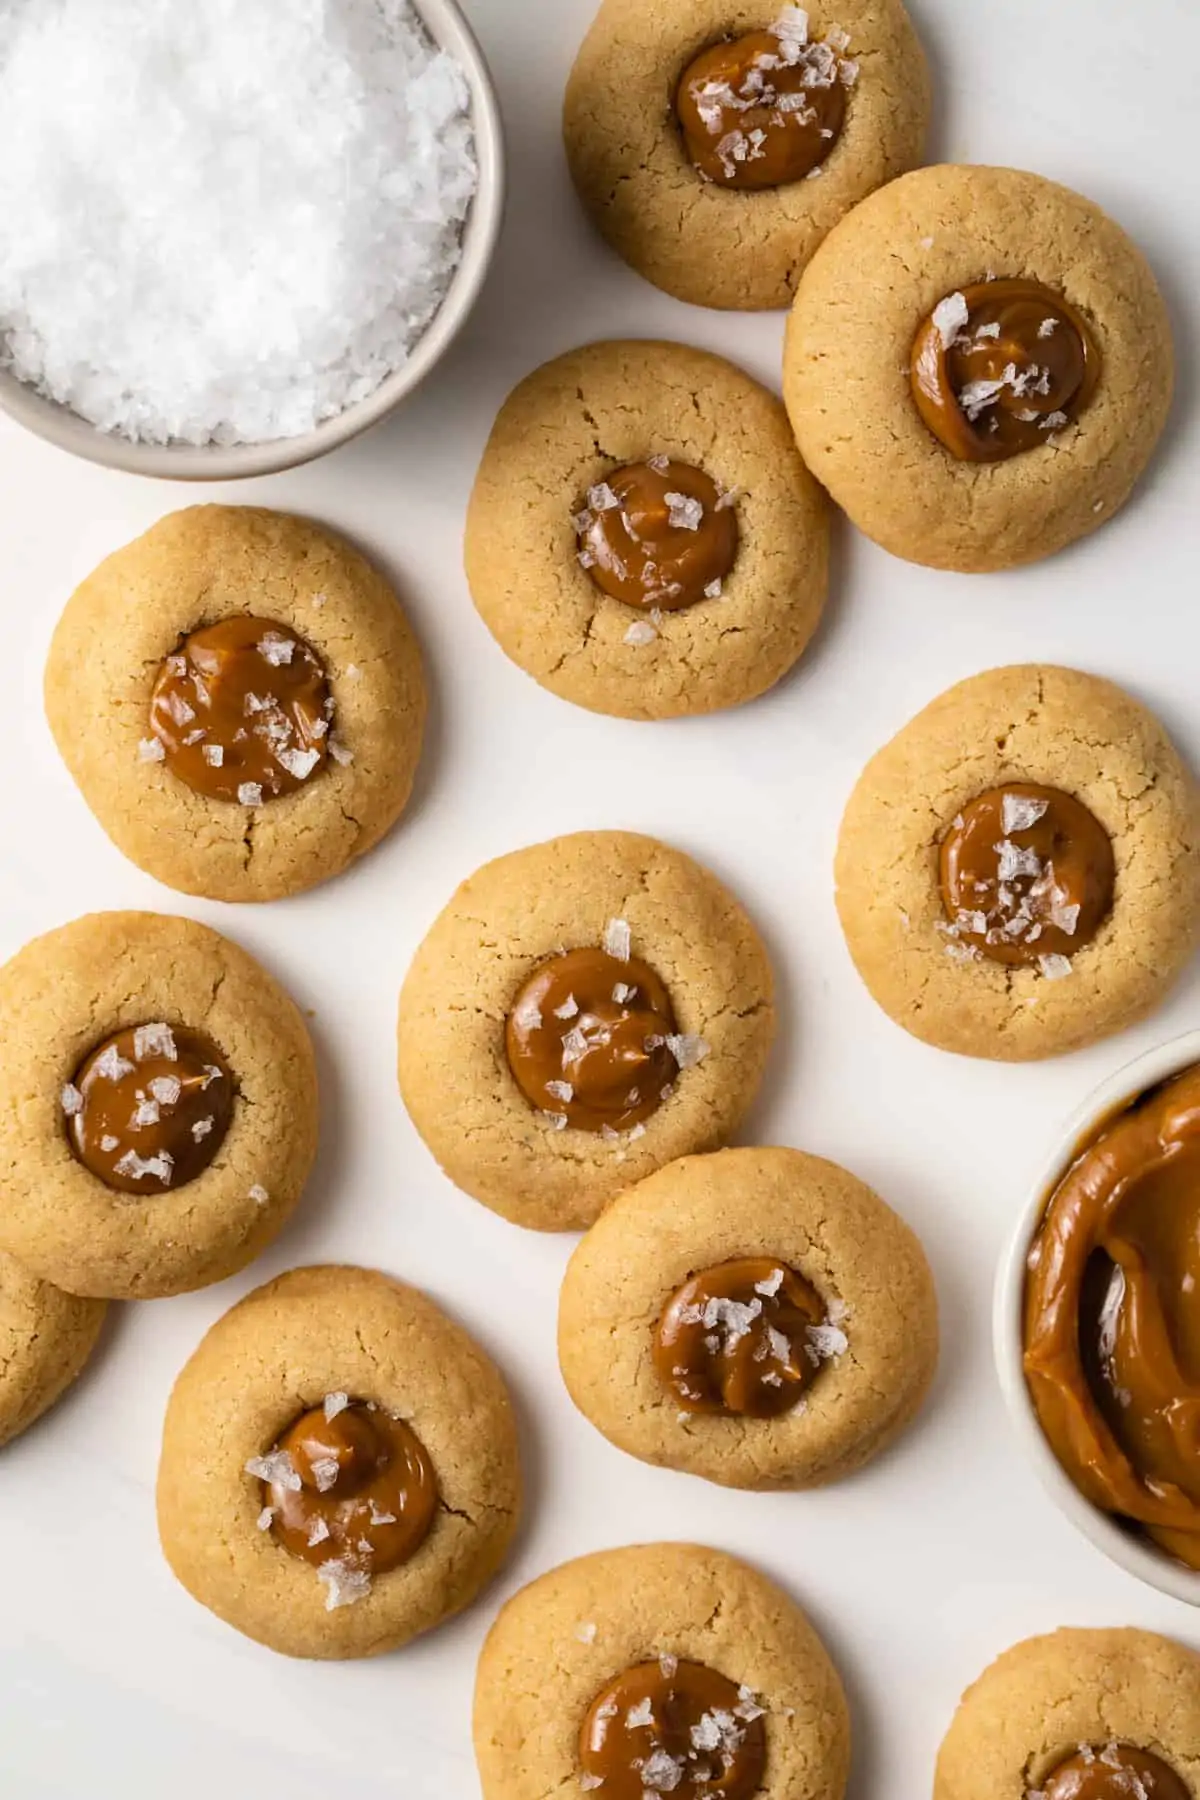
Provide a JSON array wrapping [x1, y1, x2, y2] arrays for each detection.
[[0, 0, 503, 478]]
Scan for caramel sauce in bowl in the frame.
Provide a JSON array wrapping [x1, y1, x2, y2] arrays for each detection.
[[994, 1029, 1200, 1606]]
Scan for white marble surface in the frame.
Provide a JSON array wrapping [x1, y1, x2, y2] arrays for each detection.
[[0, 0, 1197, 1794]]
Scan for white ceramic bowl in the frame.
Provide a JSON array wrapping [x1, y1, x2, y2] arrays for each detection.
[[994, 1028, 1200, 1605], [0, 0, 505, 481]]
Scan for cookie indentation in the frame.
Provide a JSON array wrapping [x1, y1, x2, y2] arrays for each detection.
[[580, 1659, 767, 1800], [911, 279, 1101, 463], [64, 1023, 232, 1195], [1039, 1743, 1188, 1800], [654, 1257, 829, 1418], [506, 944, 681, 1134], [253, 1397, 437, 1591], [675, 19, 851, 191], [149, 615, 335, 805], [576, 461, 738, 613], [938, 783, 1114, 971]]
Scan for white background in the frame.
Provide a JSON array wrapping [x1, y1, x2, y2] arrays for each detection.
[[1, 0, 1198, 1794]]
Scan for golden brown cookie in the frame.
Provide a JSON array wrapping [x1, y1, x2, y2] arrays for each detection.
[[0, 912, 318, 1298], [465, 340, 829, 721], [398, 831, 775, 1231], [0, 1251, 107, 1449], [558, 1146, 937, 1489], [784, 165, 1174, 571], [45, 506, 426, 902], [935, 1628, 1200, 1800], [474, 1543, 850, 1800], [836, 666, 1200, 1061], [564, 0, 929, 311], [157, 1265, 521, 1661]]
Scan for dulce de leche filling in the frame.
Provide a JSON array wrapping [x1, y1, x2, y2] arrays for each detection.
[[939, 783, 1114, 973], [251, 1396, 438, 1607], [505, 926, 708, 1135], [1025, 1063, 1200, 1569], [654, 1258, 840, 1419], [580, 1658, 767, 1800], [576, 461, 738, 614], [148, 615, 341, 806], [61, 1022, 232, 1194], [1037, 1744, 1188, 1800], [911, 279, 1101, 463], [675, 15, 855, 190]]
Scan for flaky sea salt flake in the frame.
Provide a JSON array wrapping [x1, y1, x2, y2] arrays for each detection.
[[238, 782, 264, 807], [324, 1391, 350, 1421], [317, 1559, 371, 1611], [665, 492, 704, 531], [754, 1268, 785, 1298], [666, 1033, 709, 1070], [575, 1620, 598, 1644], [932, 293, 969, 348], [138, 736, 166, 763], [588, 482, 619, 512], [624, 620, 657, 646], [1001, 794, 1049, 834], [257, 1506, 275, 1531], [1038, 953, 1073, 981], [311, 1456, 341, 1493], [61, 1083, 83, 1116], [245, 1451, 301, 1491], [202, 743, 224, 767], [604, 918, 632, 961], [258, 633, 295, 667], [545, 1079, 574, 1103], [135, 1022, 177, 1062], [249, 1183, 269, 1205]]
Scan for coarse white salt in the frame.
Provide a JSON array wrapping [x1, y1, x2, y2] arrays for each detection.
[[0, 0, 477, 446], [932, 292, 969, 348], [316, 1558, 371, 1611], [245, 1451, 301, 1492], [135, 1022, 177, 1062], [604, 919, 632, 961]]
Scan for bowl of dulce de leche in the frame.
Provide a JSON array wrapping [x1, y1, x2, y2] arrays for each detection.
[[995, 1030, 1200, 1603]]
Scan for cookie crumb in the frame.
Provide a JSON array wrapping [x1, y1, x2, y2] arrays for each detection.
[[575, 1621, 598, 1644]]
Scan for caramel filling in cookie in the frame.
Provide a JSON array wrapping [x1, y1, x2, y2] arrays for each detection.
[[911, 279, 1101, 463], [148, 615, 337, 806], [62, 1022, 232, 1194], [1026, 1064, 1200, 1571], [1037, 1743, 1188, 1800], [675, 18, 853, 191], [575, 461, 738, 613], [580, 1659, 767, 1800], [506, 929, 703, 1134], [939, 783, 1114, 972], [252, 1397, 438, 1595], [654, 1258, 841, 1419]]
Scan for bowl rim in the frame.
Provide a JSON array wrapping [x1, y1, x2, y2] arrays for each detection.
[[993, 1026, 1200, 1607], [0, 0, 506, 482]]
